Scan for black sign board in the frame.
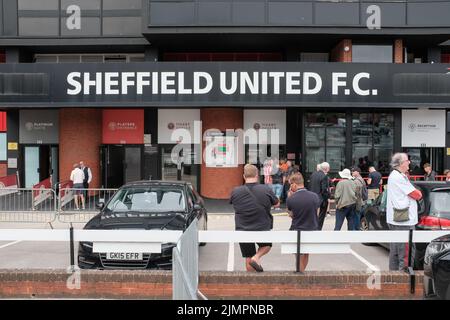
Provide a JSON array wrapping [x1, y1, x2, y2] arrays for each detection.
[[1, 62, 450, 108]]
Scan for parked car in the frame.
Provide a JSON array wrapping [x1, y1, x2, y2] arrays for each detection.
[[78, 180, 208, 270], [361, 181, 450, 270], [423, 234, 450, 299]]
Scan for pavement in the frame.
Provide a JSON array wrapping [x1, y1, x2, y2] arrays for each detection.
[[0, 212, 390, 272]]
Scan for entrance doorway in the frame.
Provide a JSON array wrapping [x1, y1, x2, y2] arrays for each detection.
[[23, 145, 58, 188], [404, 148, 445, 176], [160, 144, 200, 191], [100, 145, 142, 188]]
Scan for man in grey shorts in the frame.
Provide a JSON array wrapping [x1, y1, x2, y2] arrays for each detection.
[[70, 163, 86, 210]]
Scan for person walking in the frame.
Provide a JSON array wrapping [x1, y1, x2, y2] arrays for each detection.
[[423, 163, 436, 181], [334, 168, 357, 231], [309, 162, 331, 230], [80, 161, 92, 200], [367, 166, 382, 204], [70, 163, 85, 210], [263, 158, 273, 185], [270, 160, 284, 208], [351, 167, 367, 230], [286, 173, 320, 272], [387, 153, 423, 271], [230, 164, 279, 272]]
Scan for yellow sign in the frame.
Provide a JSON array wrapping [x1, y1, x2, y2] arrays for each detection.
[[447, 148, 450, 156], [7, 142, 18, 151]]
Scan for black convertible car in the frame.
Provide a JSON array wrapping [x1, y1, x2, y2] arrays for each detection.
[[78, 180, 208, 270], [361, 181, 450, 270]]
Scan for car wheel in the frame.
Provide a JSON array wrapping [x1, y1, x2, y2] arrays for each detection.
[[199, 217, 207, 247]]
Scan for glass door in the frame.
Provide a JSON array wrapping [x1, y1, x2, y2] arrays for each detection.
[[404, 148, 444, 176], [24, 146, 39, 188], [124, 146, 142, 184]]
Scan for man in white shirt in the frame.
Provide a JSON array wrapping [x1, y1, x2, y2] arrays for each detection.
[[80, 161, 92, 199], [387, 153, 423, 271], [70, 163, 85, 210]]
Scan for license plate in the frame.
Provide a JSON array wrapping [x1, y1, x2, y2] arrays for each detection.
[[106, 252, 143, 260]]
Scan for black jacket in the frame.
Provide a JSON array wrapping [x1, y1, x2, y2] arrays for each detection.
[[309, 171, 330, 201]]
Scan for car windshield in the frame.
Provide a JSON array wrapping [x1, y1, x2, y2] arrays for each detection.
[[105, 186, 186, 213], [429, 190, 450, 219]]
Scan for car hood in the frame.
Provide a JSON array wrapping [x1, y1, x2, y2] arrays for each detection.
[[431, 234, 450, 243], [85, 212, 187, 230]]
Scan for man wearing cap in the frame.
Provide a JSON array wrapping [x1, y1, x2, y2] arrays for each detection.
[[334, 168, 357, 231]]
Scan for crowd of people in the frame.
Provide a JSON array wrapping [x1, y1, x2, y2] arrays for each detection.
[[229, 156, 450, 273]]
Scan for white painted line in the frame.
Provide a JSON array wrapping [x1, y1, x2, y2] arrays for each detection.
[[349, 248, 379, 272], [0, 240, 22, 249], [227, 242, 234, 272]]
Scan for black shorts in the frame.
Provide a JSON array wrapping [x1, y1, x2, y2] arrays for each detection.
[[239, 243, 272, 258]]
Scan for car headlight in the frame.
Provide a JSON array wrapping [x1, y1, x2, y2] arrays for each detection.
[[424, 242, 450, 265]]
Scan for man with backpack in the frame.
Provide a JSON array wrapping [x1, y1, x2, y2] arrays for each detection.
[[351, 167, 368, 230]]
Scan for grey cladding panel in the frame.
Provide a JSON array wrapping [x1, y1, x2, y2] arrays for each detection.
[[315, 2, 360, 25], [361, 3, 406, 27], [393, 74, 450, 96], [233, 2, 265, 25], [198, 2, 231, 24], [268, 2, 313, 25], [0, 1, 3, 36], [0, 73, 49, 96], [149, 2, 195, 25], [408, 3, 450, 26]]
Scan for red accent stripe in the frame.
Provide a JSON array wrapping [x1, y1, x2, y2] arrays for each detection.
[[0, 112, 6, 131]]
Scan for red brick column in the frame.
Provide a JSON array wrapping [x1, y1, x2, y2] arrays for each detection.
[[394, 39, 404, 63], [59, 109, 102, 189], [331, 39, 352, 62], [0, 163, 6, 177], [200, 108, 243, 199]]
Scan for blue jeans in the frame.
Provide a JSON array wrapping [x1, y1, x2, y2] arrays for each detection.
[[271, 184, 283, 200], [334, 204, 356, 231], [353, 207, 364, 230]]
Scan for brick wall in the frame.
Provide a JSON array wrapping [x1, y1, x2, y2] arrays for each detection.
[[59, 109, 102, 189], [0, 270, 424, 299], [200, 108, 244, 199], [0, 163, 6, 177], [331, 39, 352, 62], [394, 39, 404, 63]]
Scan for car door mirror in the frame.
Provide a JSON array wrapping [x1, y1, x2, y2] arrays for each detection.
[[193, 203, 202, 211], [96, 202, 105, 210]]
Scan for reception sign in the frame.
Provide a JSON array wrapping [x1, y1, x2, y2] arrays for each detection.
[[401, 110, 446, 147]]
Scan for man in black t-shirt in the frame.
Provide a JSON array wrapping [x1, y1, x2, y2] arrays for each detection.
[[287, 173, 320, 272], [367, 166, 382, 203], [230, 164, 279, 272]]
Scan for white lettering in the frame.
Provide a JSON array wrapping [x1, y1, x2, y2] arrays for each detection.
[[161, 72, 176, 94], [269, 72, 284, 94], [194, 72, 213, 94], [136, 72, 150, 95], [67, 72, 81, 95], [121, 72, 135, 95], [332, 73, 347, 95], [66, 5, 81, 30], [104, 72, 119, 95], [286, 72, 301, 94], [240, 72, 259, 94], [303, 72, 322, 94], [220, 72, 237, 95], [353, 72, 371, 96], [178, 72, 192, 94]]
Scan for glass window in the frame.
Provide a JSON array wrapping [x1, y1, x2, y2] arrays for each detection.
[[0, 133, 6, 161], [305, 112, 346, 173], [352, 112, 394, 175], [352, 45, 393, 63]]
